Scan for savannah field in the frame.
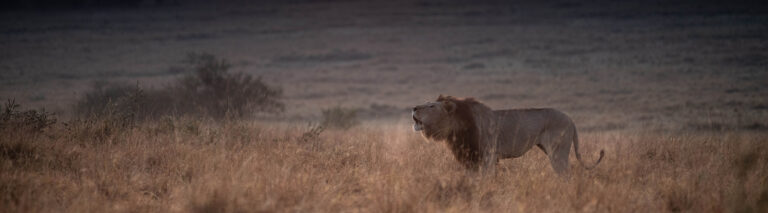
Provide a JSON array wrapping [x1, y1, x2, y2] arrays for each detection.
[[1, 0, 767, 212]]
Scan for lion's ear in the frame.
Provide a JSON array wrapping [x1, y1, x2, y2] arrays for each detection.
[[437, 94, 445, 101], [443, 101, 456, 114]]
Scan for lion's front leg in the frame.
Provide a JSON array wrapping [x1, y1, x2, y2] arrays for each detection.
[[479, 123, 499, 175], [480, 149, 498, 175]]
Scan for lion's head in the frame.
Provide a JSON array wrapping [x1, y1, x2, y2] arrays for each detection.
[[412, 95, 485, 168], [412, 95, 458, 139]]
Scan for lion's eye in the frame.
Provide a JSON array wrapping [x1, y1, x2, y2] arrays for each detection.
[[430, 105, 435, 108]]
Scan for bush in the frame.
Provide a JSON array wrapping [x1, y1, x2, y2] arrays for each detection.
[[74, 53, 284, 121], [0, 99, 56, 133], [69, 84, 147, 143], [173, 53, 284, 118], [321, 107, 360, 130], [75, 81, 140, 118]]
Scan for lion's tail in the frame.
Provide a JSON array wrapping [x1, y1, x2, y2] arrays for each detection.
[[573, 127, 604, 170]]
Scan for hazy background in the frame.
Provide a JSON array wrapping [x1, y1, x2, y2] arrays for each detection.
[[2, 0, 767, 128], [2, 1, 768, 212]]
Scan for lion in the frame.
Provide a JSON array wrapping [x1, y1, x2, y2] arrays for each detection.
[[412, 95, 604, 174]]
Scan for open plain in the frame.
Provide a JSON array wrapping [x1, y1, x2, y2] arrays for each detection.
[[1, 0, 767, 212]]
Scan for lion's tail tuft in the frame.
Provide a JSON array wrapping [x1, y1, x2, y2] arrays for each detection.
[[573, 126, 604, 170]]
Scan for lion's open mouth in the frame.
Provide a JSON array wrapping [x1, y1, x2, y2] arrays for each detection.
[[413, 115, 422, 125], [413, 115, 423, 131]]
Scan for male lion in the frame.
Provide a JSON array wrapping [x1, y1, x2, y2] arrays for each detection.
[[412, 95, 604, 174]]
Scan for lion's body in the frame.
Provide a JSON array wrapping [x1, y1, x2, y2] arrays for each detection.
[[493, 109, 582, 173], [412, 95, 604, 174]]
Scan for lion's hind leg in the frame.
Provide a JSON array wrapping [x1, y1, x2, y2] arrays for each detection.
[[540, 131, 572, 175], [549, 140, 571, 175]]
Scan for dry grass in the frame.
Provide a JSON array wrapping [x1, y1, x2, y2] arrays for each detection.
[[2, 117, 766, 212]]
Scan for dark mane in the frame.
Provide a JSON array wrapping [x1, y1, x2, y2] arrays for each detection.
[[435, 96, 483, 169]]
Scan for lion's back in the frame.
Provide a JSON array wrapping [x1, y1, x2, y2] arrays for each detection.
[[493, 108, 575, 157], [494, 108, 573, 130]]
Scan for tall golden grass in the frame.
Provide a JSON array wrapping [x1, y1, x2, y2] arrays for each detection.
[[2, 117, 766, 212]]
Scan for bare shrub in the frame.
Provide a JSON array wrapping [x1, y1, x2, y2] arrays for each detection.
[[172, 53, 284, 118], [321, 106, 360, 129], [73, 53, 283, 121], [0, 99, 56, 134], [69, 82, 150, 144], [299, 123, 324, 143], [75, 81, 147, 122]]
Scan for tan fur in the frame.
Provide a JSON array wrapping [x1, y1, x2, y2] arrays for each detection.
[[412, 95, 604, 174]]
